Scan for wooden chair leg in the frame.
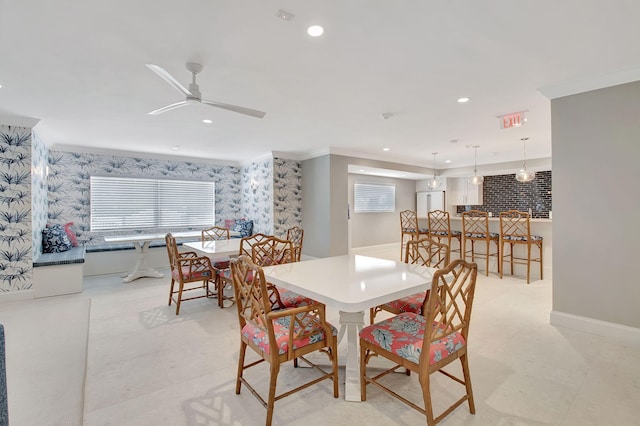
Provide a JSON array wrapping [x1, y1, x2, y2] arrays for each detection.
[[175, 282, 184, 315], [460, 354, 476, 414], [360, 345, 367, 401], [419, 370, 435, 426], [266, 362, 280, 426], [527, 244, 532, 284], [236, 341, 247, 394], [168, 278, 175, 306], [539, 242, 543, 280]]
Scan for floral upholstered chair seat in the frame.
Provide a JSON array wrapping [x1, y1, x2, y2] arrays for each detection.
[[277, 288, 315, 308], [430, 229, 462, 237], [502, 234, 543, 241], [172, 267, 212, 281], [242, 316, 338, 355], [465, 231, 499, 239], [360, 312, 465, 365], [377, 291, 427, 316]]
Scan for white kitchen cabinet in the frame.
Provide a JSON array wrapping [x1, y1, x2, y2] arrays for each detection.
[[448, 177, 483, 205]]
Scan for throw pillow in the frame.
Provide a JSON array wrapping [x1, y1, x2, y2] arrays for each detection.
[[238, 219, 253, 237], [46, 222, 79, 247], [63, 222, 79, 247], [225, 219, 236, 230], [42, 224, 73, 253]]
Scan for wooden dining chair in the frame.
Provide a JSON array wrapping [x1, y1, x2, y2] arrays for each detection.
[[360, 258, 479, 426], [201, 225, 230, 241], [370, 237, 450, 324], [251, 236, 316, 309], [462, 210, 500, 276], [285, 225, 304, 261], [165, 233, 216, 315], [229, 255, 339, 426], [400, 210, 429, 260], [201, 226, 234, 307], [428, 209, 462, 258], [213, 233, 271, 307], [499, 210, 543, 283]]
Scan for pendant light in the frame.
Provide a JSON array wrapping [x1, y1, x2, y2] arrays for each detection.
[[515, 137, 535, 182], [428, 152, 441, 189], [469, 145, 484, 185]]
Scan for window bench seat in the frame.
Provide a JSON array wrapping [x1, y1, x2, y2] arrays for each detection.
[[32, 246, 86, 298]]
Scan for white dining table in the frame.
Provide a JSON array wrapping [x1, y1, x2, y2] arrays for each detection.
[[262, 254, 437, 401], [104, 231, 203, 282], [183, 239, 241, 259]]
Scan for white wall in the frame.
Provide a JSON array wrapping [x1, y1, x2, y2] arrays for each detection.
[[348, 174, 416, 247], [552, 80, 640, 329]]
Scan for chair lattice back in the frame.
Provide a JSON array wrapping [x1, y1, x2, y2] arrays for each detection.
[[427, 209, 451, 234], [229, 255, 270, 330], [462, 210, 490, 236], [405, 237, 450, 269], [201, 226, 230, 241], [422, 258, 478, 366], [165, 233, 178, 270], [286, 226, 304, 261], [400, 210, 418, 232], [499, 210, 531, 239], [238, 233, 271, 257], [251, 236, 294, 267]]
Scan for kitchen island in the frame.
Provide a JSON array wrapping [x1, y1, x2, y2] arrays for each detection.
[[418, 216, 552, 278]]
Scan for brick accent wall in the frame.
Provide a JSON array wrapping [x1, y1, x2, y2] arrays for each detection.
[[456, 170, 552, 218]]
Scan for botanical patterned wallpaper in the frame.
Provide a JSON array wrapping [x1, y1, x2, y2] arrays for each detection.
[[0, 125, 33, 292], [241, 158, 274, 235], [31, 131, 48, 257], [273, 158, 302, 238], [47, 150, 242, 244]]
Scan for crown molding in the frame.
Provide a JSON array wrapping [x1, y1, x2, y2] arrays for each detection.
[[0, 114, 40, 128], [538, 65, 640, 100], [49, 144, 239, 167]]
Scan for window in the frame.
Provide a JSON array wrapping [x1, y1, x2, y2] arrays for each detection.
[[353, 182, 395, 213], [90, 176, 214, 231]]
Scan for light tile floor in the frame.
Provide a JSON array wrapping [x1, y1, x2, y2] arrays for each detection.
[[82, 245, 640, 425]]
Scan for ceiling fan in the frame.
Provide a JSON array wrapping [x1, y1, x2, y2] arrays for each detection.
[[145, 62, 266, 119]]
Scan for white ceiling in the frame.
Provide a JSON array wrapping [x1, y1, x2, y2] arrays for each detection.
[[1, 1, 640, 170]]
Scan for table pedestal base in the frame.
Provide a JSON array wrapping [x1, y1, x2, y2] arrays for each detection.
[[337, 311, 364, 402], [123, 242, 165, 283]]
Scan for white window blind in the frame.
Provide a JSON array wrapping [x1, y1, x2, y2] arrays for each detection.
[[354, 183, 395, 213], [90, 176, 214, 231]]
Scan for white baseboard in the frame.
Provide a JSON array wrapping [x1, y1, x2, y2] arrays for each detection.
[[550, 310, 640, 346], [0, 289, 34, 303]]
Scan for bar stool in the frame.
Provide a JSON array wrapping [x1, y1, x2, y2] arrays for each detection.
[[399, 210, 428, 260], [499, 210, 543, 284], [462, 210, 500, 276], [427, 209, 462, 258]]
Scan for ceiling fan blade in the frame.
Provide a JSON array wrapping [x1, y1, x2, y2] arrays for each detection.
[[146, 64, 192, 97], [201, 100, 266, 119], [147, 101, 188, 115]]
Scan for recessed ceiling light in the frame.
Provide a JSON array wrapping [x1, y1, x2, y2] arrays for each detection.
[[445, 160, 451, 163], [457, 97, 470, 103], [307, 25, 324, 37], [359, 169, 365, 172], [383, 148, 390, 151], [202, 119, 213, 124], [171, 145, 180, 151]]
